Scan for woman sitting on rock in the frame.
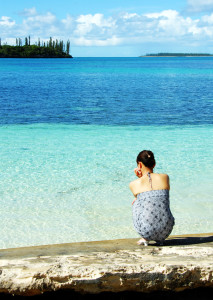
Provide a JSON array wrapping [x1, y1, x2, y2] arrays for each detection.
[[129, 150, 175, 246]]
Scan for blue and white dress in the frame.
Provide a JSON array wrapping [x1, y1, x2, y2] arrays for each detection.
[[132, 173, 175, 243]]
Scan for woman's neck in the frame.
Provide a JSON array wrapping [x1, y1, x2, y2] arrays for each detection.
[[142, 168, 153, 176]]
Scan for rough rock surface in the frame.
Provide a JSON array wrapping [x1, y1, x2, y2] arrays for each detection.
[[0, 233, 212, 296]]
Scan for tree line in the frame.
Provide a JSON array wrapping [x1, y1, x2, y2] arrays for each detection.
[[145, 53, 213, 57], [0, 36, 72, 58]]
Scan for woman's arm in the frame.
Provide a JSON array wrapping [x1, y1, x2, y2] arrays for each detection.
[[129, 167, 141, 204], [161, 174, 170, 190], [129, 181, 137, 205], [167, 175, 170, 190], [129, 181, 136, 196]]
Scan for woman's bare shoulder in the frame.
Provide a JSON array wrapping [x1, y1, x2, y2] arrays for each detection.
[[154, 173, 169, 178], [161, 173, 169, 177], [154, 173, 170, 189], [129, 178, 141, 188], [129, 178, 141, 196], [129, 178, 141, 191], [153, 173, 169, 184]]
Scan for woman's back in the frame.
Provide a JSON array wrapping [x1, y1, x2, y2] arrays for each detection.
[[129, 173, 170, 196]]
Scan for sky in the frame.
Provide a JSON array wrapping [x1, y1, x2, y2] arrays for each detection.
[[1, 0, 213, 56]]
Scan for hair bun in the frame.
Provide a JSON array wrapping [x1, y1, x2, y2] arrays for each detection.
[[136, 150, 155, 168]]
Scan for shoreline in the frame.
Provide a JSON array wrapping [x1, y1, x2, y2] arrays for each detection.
[[140, 55, 213, 57], [0, 233, 213, 297], [0, 232, 212, 252]]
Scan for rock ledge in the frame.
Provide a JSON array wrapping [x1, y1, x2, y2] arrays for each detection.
[[0, 233, 212, 296]]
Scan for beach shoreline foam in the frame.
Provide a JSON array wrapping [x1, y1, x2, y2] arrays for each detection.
[[0, 233, 212, 297]]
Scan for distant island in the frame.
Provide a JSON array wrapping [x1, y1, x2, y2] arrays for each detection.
[[141, 53, 213, 57], [0, 37, 72, 58]]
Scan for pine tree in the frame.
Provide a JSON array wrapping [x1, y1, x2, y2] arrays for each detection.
[[66, 40, 70, 55], [59, 40, 64, 52], [49, 37, 52, 48], [56, 39, 59, 49]]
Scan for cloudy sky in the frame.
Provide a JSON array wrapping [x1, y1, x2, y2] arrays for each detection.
[[1, 0, 213, 56]]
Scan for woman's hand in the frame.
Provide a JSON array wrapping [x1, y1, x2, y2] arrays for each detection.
[[134, 167, 142, 178]]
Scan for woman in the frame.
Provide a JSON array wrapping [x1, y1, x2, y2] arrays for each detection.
[[129, 150, 174, 246]]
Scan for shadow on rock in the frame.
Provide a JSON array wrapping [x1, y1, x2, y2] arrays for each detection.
[[156, 235, 213, 246], [0, 287, 213, 299]]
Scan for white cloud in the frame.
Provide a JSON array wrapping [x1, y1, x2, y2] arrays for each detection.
[[23, 12, 57, 26], [186, 0, 213, 13], [77, 14, 113, 27], [202, 12, 213, 23], [1, 8, 213, 47], [74, 14, 115, 39], [145, 9, 179, 19], [21, 12, 59, 37], [62, 15, 74, 30], [72, 35, 122, 46], [0, 16, 15, 27], [144, 10, 199, 37], [20, 7, 37, 17]]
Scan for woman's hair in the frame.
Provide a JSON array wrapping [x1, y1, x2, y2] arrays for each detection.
[[136, 150, 156, 168]]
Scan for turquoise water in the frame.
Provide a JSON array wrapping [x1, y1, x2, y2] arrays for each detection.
[[0, 58, 212, 249], [0, 124, 212, 249]]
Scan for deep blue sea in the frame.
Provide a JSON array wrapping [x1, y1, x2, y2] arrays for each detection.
[[0, 57, 212, 249]]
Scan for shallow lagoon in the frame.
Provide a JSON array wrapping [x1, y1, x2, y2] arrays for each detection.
[[0, 124, 212, 249]]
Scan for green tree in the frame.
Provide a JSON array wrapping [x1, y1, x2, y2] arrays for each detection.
[[49, 37, 52, 48], [59, 40, 64, 52], [66, 39, 70, 55], [56, 39, 59, 49], [0, 37, 73, 58]]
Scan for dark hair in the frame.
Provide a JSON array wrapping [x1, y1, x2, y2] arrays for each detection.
[[136, 150, 156, 168]]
